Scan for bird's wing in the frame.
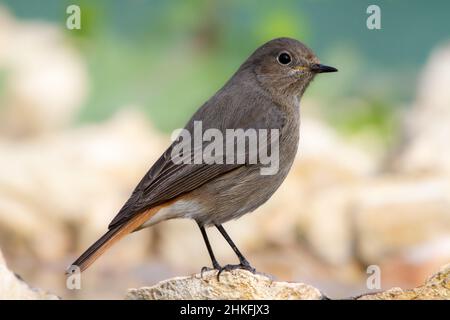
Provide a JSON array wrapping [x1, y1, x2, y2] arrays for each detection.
[[108, 86, 286, 229]]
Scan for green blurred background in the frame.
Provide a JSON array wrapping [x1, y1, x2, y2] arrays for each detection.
[[4, 0, 450, 139]]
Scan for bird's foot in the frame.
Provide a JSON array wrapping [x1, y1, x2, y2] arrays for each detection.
[[200, 263, 221, 278], [216, 262, 256, 280]]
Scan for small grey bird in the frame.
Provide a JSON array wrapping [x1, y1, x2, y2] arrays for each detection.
[[70, 37, 337, 275]]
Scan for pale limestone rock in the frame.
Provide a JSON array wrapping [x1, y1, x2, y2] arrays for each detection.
[[127, 265, 449, 300], [0, 111, 166, 264], [303, 186, 355, 265], [126, 269, 324, 300], [393, 44, 450, 175], [0, 7, 88, 136], [299, 117, 376, 176], [0, 250, 59, 299], [353, 176, 450, 264], [358, 263, 450, 300]]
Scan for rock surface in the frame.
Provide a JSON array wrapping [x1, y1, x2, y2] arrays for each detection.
[[0, 250, 59, 299], [126, 269, 324, 300], [127, 265, 449, 300], [358, 263, 449, 300]]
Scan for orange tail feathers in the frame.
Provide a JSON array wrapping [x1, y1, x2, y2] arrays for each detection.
[[67, 207, 159, 273]]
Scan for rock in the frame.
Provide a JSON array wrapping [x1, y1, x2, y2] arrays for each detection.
[[0, 110, 166, 261], [0, 6, 88, 137], [353, 176, 450, 264], [0, 249, 59, 299], [126, 269, 324, 300], [127, 264, 449, 300], [358, 263, 450, 300], [392, 43, 450, 175], [302, 186, 356, 265], [288, 117, 375, 265]]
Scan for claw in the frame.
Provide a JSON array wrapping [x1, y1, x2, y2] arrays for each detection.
[[200, 264, 221, 279], [200, 266, 209, 278], [217, 268, 224, 281], [216, 263, 256, 281]]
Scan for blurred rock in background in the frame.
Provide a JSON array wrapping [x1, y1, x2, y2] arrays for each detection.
[[392, 43, 450, 175], [0, 7, 88, 137], [0, 249, 58, 299]]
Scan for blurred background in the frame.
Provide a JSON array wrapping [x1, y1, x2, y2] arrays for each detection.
[[0, 0, 449, 299]]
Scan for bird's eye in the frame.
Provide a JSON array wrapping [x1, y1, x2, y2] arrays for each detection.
[[277, 52, 292, 65]]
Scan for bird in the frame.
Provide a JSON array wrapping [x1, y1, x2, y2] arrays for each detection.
[[68, 37, 337, 276]]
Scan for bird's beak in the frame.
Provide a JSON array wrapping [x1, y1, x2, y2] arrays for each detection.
[[310, 63, 338, 73]]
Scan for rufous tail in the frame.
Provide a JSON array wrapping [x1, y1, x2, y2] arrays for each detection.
[[67, 207, 158, 273]]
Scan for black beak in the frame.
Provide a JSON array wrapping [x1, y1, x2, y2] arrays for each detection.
[[310, 63, 338, 73]]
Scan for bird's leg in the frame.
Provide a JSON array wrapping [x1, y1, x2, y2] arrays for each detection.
[[215, 224, 256, 278], [197, 221, 221, 276]]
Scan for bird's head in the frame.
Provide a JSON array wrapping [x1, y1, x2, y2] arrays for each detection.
[[242, 37, 337, 98]]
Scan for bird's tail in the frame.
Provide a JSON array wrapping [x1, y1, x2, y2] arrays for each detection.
[[67, 207, 159, 273]]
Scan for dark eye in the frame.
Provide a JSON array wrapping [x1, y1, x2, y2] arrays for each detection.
[[277, 52, 292, 65]]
